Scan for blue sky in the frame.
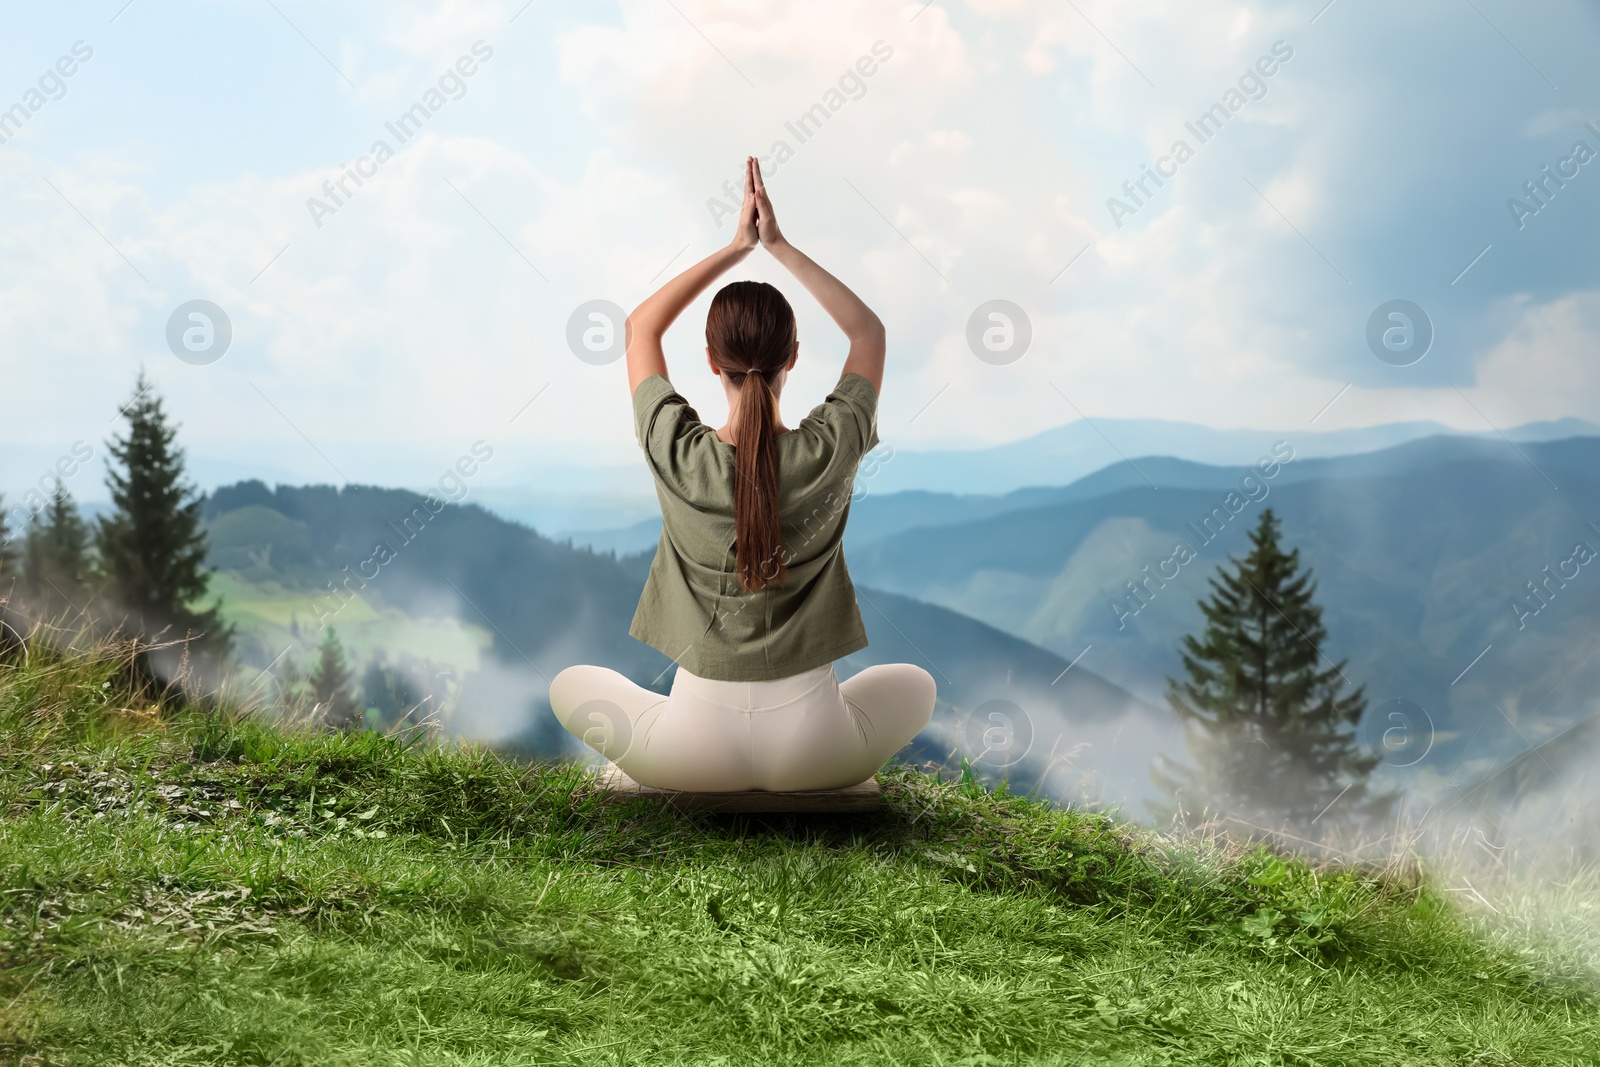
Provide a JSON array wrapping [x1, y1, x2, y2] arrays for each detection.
[[4, 0, 1600, 501]]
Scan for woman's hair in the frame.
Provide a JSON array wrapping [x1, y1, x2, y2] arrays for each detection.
[[706, 280, 796, 593]]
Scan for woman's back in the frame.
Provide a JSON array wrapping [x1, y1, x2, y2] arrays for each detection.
[[628, 369, 880, 682]]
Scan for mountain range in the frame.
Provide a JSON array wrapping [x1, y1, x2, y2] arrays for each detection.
[[548, 416, 1600, 548], [566, 432, 1600, 806], [200, 480, 1168, 808], [195, 424, 1600, 819], [838, 434, 1600, 800]]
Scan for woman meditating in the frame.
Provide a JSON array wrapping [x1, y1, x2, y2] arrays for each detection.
[[548, 156, 936, 793]]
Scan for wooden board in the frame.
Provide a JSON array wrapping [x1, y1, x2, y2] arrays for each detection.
[[594, 763, 881, 813]]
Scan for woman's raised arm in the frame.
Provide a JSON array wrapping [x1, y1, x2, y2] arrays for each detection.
[[625, 158, 761, 394], [751, 160, 885, 394]]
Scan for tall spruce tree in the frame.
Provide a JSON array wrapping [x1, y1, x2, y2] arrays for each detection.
[[1152, 508, 1392, 837], [97, 372, 232, 663], [23, 487, 93, 618], [310, 627, 363, 730]]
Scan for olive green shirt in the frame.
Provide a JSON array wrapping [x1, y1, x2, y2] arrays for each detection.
[[629, 371, 881, 681]]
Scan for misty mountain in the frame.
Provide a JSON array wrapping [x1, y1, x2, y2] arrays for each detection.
[[854, 415, 1600, 496], [557, 429, 1600, 556], [842, 434, 1600, 792], [202, 479, 1166, 803], [201, 426, 1600, 813], [423, 415, 1600, 539]]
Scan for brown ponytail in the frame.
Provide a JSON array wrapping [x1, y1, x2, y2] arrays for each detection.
[[706, 281, 796, 592]]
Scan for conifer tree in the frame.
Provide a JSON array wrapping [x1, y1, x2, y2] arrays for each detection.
[[23, 488, 93, 617], [97, 372, 232, 664], [275, 650, 305, 704], [310, 627, 363, 730], [21, 524, 42, 593], [1151, 508, 1393, 838], [0, 495, 19, 586], [360, 655, 413, 732], [0, 496, 21, 649]]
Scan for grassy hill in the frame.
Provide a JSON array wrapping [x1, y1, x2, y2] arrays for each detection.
[[3, 638, 1598, 1065]]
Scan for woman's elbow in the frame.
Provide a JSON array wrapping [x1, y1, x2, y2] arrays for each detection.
[[853, 316, 885, 345], [625, 310, 660, 341]]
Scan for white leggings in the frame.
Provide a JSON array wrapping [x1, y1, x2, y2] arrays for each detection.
[[548, 661, 936, 792]]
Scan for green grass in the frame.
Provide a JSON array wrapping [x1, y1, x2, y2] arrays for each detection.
[[2, 639, 1597, 1066]]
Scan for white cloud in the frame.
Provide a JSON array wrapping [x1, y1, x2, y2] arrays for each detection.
[[1472, 290, 1600, 424], [2, 0, 1598, 498]]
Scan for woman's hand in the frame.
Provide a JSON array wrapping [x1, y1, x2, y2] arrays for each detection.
[[760, 172, 885, 392], [730, 156, 759, 252], [752, 157, 785, 249], [628, 162, 758, 391]]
